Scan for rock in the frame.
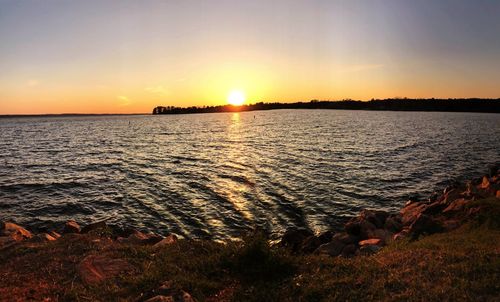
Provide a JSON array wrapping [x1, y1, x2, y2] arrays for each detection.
[[360, 210, 389, 229], [370, 229, 392, 244], [118, 230, 163, 245], [443, 189, 462, 204], [384, 215, 403, 233], [393, 228, 410, 241], [408, 214, 443, 239], [63, 220, 81, 234], [81, 221, 108, 234], [300, 235, 322, 254], [496, 190, 500, 199], [154, 234, 178, 248], [331, 233, 358, 245], [49, 231, 61, 239], [345, 219, 376, 240], [29, 233, 57, 243], [317, 230, 333, 244], [341, 244, 357, 258], [479, 176, 490, 189], [422, 201, 448, 215], [314, 239, 346, 257], [1, 222, 33, 241], [443, 198, 469, 213], [359, 244, 381, 255], [400, 202, 426, 226], [358, 238, 382, 246], [78, 254, 134, 284], [280, 228, 314, 252]]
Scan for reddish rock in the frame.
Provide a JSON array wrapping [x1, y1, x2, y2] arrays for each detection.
[[400, 202, 426, 225], [479, 176, 490, 189], [359, 244, 381, 255], [78, 254, 134, 284], [49, 231, 61, 239], [496, 190, 500, 199], [393, 228, 410, 241], [443, 198, 469, 213], [63, 220, 81, 234], [359, 238, 382, 246], [153, 234, 178, 248], [443, 188, 462, 204], [1, 222, 33, 241], [30, 233, 57, 243], [118, 230, 163, 245]]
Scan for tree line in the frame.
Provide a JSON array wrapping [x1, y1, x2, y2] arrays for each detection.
[[152, 98, 500, 115]]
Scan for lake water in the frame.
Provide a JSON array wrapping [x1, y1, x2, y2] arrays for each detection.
[[0, 110, 499, 240]]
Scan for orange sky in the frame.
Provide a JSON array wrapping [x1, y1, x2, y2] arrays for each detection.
[[1, 1, 500, 114]]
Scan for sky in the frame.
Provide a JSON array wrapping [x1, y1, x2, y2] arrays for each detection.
[[1, 0, 500, 114]]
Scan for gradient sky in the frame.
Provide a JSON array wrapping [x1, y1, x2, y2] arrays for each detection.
[[1, 0, 500, 114]]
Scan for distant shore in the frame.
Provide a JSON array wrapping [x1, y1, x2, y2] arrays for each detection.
[[153, 98, 500, 115]]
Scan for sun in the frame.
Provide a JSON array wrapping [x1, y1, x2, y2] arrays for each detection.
[[227, 90, 246, 106]]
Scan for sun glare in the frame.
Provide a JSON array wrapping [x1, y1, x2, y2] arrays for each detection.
[[227, 90, 245, 106]]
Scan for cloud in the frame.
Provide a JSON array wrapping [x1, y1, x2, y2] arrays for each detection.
[[342, 64, 384, 73], [145, 85, 170, 96], [27, 79, 39, 87], [117, 95, 132, 106]]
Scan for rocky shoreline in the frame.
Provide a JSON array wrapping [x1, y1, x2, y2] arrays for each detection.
[[1, 164, 499, 301]]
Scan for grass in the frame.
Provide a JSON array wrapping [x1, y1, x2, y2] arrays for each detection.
[[1, 198, 499, 301]]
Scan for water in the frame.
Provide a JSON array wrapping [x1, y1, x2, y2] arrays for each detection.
[[0, 110, 499, 240]]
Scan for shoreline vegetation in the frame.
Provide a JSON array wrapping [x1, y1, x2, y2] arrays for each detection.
[[1, 165, 500, 301], [153, 98, 500, 115]]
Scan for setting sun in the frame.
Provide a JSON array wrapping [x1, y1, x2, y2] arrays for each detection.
[[227, 90, 246, 106]]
